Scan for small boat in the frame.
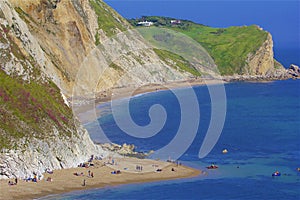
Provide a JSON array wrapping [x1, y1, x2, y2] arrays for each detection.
[[222, 149, 228, 154], [272, 171, 281, 177], [206, 164, 218, 169]]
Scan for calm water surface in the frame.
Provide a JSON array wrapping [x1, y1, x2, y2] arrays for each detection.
[[41, 79, 300, 200]]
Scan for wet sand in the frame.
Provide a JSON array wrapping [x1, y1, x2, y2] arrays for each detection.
[[0, 157, 201, 200]]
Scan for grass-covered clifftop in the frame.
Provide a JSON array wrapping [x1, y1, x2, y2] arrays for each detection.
[[129, 16, 269, 75]]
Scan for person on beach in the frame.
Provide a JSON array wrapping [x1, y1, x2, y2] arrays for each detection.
[[91, 172, 94, 178], [46, 177, 52, 182], [83, 179, 86, 186], [33, 175, 37, 182]]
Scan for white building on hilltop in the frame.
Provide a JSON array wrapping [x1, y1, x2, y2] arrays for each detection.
[[171, 20, 181, 25], [137, 21, 154, 27]]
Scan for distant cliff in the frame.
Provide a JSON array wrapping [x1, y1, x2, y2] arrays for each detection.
[[129, 16, 287, 78]]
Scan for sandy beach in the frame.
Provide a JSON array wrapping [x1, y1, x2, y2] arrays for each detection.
[[101, 78, 225, 103], [0, 157, 201, 200]]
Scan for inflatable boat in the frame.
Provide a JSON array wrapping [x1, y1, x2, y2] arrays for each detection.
[[272, 171, 281, 176], [206, 165, 218, 169]]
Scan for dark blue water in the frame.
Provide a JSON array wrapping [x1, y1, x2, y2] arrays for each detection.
[[43, 79, 300, 200]]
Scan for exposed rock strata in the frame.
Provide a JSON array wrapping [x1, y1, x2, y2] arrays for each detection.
[[246, 33, 276, 75]]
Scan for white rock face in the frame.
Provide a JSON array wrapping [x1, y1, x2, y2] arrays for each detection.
[[0, 126, 109, 179]]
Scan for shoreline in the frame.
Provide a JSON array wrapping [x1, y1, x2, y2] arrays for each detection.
[[1, 77, 297, 199], [73, 77, 292, 125], [101, 78, 226, 104], [0, 158, 201, 200], [72, 78, 226, 121], [73, 75, 296, 110]]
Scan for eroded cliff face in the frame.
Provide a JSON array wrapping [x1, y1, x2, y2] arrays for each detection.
[[246, 32, 285, 76], [0, 126, 109, 179], [5, 0, 190, 98], [0, 0, 111, 179]]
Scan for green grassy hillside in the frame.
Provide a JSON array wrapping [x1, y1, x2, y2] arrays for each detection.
[[153, 48, 201, 76], [0, 69, 75, 149], [89, 0, 129, 44], [129, 16, 269, 75], [0, 16, 75, 150]]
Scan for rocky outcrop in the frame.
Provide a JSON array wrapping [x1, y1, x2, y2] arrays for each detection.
[[287, 64, 300, 78], [100, 143, 153, 158], [246, 32, 286, 76], [222, 64, 300, 82], [246, 33, 274, 75]]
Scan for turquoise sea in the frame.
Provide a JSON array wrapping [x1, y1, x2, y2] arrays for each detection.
[[42, 79, 300, 199]]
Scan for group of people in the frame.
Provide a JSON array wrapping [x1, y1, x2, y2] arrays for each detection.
[[73, 172, 84, 176], [136, 165, 143, 171], [74, 170, 94, 178], [88, 170, 94, 178], [111, 170, 121, 174], [24, 174, 40, 182]]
